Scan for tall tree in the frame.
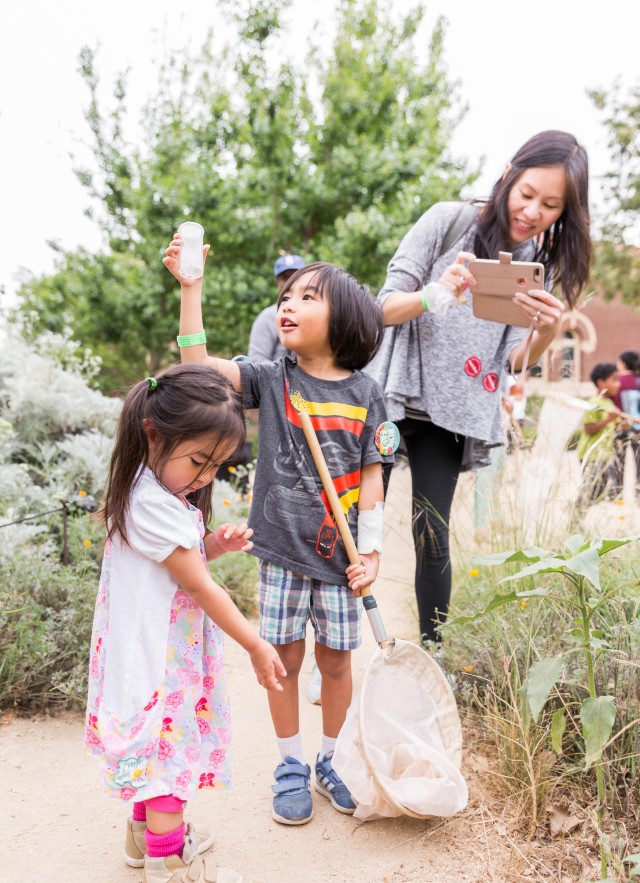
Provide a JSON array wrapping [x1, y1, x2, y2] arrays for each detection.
[[15, 0, 476, 391], [590, 80, 640, 306]]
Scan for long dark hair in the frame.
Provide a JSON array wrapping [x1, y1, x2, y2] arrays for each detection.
[[474, 130, 592, 307], [277, 262, 384, 370], [102, 363, 245, 543]]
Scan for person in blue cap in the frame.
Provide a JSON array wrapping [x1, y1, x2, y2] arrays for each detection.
[[248, 254, 306, 363]]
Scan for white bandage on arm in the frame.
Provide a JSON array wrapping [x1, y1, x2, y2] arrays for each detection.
[[357, 501, 384, 555]]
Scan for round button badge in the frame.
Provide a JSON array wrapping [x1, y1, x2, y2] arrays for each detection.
[[375, 421, 400, 455], [482, 372, 499, 393], [464, 356, 482, 378]]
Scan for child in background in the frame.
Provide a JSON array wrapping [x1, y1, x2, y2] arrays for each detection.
[[577, 363, 628, 504], [613, 350, 640, 410], [613, 350, 640, 490], [164, 238, 394, 827], [85, 363, 285, 883]]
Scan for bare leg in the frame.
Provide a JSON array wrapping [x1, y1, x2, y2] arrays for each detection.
[[267, 639, 306, 737], [145, 809, 184, 835], [315, 643, 352, 738]]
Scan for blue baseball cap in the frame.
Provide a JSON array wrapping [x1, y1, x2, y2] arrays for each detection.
[[274, 254, 305, 277]]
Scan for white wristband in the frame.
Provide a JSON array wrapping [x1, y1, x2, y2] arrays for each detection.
[[357, 501, 384, 555]]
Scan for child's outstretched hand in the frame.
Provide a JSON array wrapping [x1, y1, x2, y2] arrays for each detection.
[[251, 639, 287, 692], [205, 523, 254, 560], [162, 234, 210, 287], [346, 552, 379, 597]]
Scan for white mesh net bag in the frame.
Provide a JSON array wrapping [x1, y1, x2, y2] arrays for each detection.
[[332, 638, 468, 821]]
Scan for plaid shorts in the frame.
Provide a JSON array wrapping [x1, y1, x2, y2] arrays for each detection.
[[258, 560, 362, 651]]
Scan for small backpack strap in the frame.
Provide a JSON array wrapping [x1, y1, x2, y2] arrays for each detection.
[[440, 201, 477, 256]]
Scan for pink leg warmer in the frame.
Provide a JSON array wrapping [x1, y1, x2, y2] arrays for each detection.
[[132, 801, 147, 821], [144, 821, 186, 858], [144, 794, 187, 813]]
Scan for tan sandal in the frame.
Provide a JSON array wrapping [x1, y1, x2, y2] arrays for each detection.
[[144, 823, 242, 883]]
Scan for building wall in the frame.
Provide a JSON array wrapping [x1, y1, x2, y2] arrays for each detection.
[[541, 295, 640, 383], [580, 295, 640, 379]]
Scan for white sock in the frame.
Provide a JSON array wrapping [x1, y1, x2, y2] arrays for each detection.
[[276, 733, 306, 764], [321, 734, 337, 758]]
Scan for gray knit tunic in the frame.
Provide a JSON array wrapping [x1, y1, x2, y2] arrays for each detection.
[[365, 202, 541, 446]]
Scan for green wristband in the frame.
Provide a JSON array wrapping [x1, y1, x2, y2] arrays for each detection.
[[420, 287, 430, 312], [176, 330, 207, 348]]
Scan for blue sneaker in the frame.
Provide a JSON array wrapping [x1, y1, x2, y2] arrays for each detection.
[[314, 751, 356, 814], [272, 756, 313, 825]]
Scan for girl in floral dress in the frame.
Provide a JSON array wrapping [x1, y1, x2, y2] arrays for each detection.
[[84, 363, 285, 883]]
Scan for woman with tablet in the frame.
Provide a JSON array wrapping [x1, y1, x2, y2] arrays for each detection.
[[366, 130, 592, 646]]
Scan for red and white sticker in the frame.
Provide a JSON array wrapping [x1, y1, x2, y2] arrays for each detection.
[[464, 356, 482, 378], [482, 372, 499, 393]]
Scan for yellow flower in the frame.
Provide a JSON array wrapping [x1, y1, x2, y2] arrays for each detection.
[[83, 539, 91, 548], [520, 600, 527, 608], [227, 465, 236, 473], [468, 569, 479, 578], [223, 499, 231, 507], [79, 490, 87, 497], [618, 515, 625, 520], [463, 664, 474, 673], [615, 499, 624, 506]]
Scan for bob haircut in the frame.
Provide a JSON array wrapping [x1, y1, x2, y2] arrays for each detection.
[[277, 262, 384, 371], [102, 362, 245, 544], [475, 130, 592, 307]]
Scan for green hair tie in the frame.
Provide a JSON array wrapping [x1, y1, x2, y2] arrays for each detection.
[[145, 376, 158, 391]]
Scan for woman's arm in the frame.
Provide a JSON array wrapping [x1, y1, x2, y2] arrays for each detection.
[[381, 252, 476, 326], [163, 545, 285, 690], [507, 288, 566, 371], [163, 236, 242, 391]]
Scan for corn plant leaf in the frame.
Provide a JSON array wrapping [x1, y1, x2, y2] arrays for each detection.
[[523, 656, 563, 722], [580, 696, 616, 769], [623, 853, 640, 875], [563, 534, 588, 554], [471, 546, 551, 566], [551, 708, 566, 755], [448, 587, 550, 625], [499, 558, 566, 582], [562, 546, 601, 589], [595, 536, 639, 556]]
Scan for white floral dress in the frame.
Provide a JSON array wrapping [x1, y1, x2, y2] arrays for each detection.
[[84, 467, 231, 803]]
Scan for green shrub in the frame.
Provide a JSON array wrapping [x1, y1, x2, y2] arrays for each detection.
[[0, 333, 259, 713]]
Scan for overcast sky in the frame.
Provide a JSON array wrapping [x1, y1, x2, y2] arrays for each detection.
[[1, 0, 638, 307]]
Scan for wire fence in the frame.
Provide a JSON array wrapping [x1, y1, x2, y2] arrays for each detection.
[[0, 495, 97, 564]]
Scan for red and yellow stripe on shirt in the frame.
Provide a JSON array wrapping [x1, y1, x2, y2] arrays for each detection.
[[285, 384, 368, 437], [286, 383, 366, 517]]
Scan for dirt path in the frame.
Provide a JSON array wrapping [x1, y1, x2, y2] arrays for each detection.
[[3, 467, 512, 883]]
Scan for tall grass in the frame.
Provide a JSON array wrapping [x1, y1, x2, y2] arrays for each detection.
[[437, 413, 640, 875]]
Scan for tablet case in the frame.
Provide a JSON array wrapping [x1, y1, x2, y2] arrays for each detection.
[[469, 252, 544, 327]]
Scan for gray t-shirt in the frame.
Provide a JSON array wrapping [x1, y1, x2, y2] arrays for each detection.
[[365, 202, 543, 445], [239, 357, 393, 583], [248, 304, 287, 363]]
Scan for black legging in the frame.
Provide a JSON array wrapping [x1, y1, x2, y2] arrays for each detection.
[[385, 418, 464, 644]]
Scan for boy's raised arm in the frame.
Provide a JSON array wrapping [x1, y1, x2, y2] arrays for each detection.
[[163, 234, 241, 391]]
